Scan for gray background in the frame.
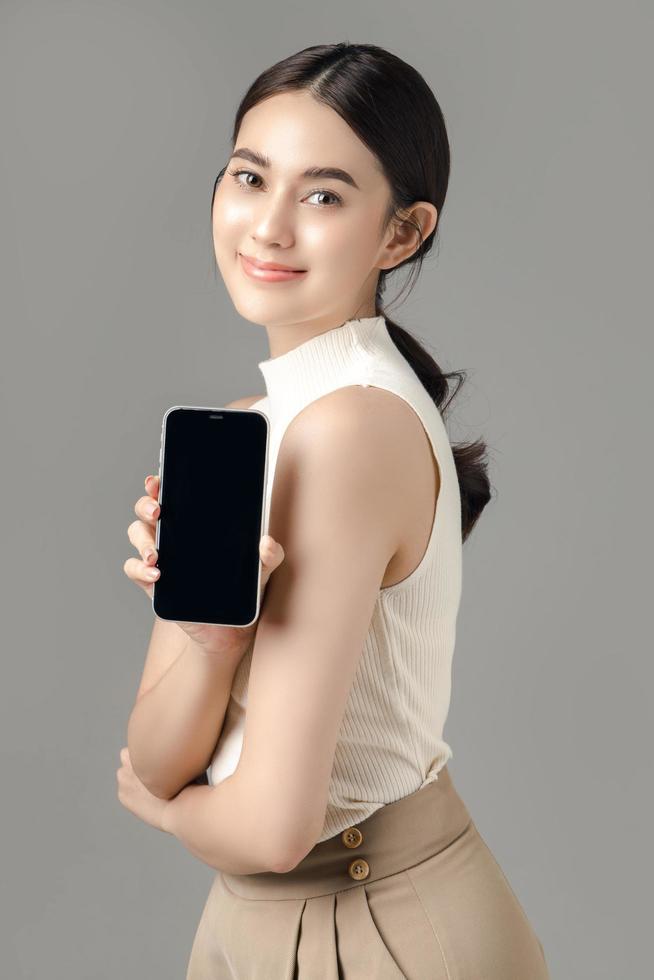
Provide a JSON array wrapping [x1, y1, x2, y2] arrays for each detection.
[[1, 1, 651, 977]]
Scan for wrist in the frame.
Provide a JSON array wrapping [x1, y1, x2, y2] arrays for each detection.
[[189, 630, 254, 664], [161, 781, 212, 836]]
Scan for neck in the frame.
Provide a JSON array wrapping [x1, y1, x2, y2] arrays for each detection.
[[262, 306, 379, 360]]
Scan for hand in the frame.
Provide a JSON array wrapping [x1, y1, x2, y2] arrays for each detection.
[[116, 746, 171, 834], [123, 473, 285, 658]]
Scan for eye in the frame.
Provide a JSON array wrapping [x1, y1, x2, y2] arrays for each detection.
[[226, 168, 343, 207], [228, 168, 262, 190], [305, 189, 342, 207]]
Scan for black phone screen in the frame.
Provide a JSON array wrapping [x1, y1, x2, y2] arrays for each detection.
[[152, 405, 269, 627]]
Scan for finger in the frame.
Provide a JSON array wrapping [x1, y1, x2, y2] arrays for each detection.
[[126, 520, 158, 564], [134, 493, 160, 525], [145, 474, 160, 498], [260, 535, 284, 568], [259, 536, 284, 590], [123, 555, 160, 592]]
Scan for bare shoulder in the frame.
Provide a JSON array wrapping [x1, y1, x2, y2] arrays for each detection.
[[225, 394, 265, 409], [285, 383, 434, 465], [271, 384, 438, 555]]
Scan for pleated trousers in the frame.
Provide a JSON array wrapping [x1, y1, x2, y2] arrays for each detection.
[[185, 766, 550, 979]]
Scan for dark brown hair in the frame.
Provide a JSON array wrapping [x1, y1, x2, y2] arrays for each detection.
[[211, 42, 492, 541]]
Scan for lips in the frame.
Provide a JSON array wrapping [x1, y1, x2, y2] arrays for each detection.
[[240, 253, 305, 272], [239, 252, 308, 282]]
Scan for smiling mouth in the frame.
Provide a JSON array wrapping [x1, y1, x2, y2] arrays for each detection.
[[239, 252, 306, 272], [239, 253, 308, 281]]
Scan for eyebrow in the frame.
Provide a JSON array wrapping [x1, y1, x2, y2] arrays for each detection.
[[229, 147, 361, 190]]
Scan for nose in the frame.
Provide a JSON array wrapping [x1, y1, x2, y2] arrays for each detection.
[[250, 191, 296, 250]]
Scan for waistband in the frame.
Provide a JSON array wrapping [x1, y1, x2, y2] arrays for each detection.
[[221, 765, 472, 900]]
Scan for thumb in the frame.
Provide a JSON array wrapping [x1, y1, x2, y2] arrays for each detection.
[[259, 535, 284, 589], [260, 534, 284, 568]]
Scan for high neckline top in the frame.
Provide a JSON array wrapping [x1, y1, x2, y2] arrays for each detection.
[[207, 312, 464, 843], [257, 315, 390, 420]]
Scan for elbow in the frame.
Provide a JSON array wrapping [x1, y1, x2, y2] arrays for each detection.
[[151, 771, 210, 803], [126, 719, 159, 794], [250, 832, 299, 875], [147, 782, 178, 802], [266, 807, 323, 874], [245, 824, 311, 875], [126, 723, 192, 801], [138, 770, 203, 802], [126, 744, 178, 801], [269, 848, 300, 874], [272, 843, 311, 874], [229, 770, 320, 873], [271, 829, 318, 874], [131, 763, 176, 801]]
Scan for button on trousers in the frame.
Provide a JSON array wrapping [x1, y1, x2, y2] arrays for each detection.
[[185, 766, 550, 979]]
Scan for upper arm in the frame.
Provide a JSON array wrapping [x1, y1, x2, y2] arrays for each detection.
[[133, 393, 264, 704], [234, 386, 410, 869]]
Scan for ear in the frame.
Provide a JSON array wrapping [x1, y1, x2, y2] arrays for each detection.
[[379, 201, 438, 270]]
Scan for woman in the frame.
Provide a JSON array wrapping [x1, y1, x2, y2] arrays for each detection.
[[119, 42, 550, 979]]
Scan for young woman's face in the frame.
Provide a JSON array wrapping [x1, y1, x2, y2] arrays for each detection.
[[212, 90, 396, 336]]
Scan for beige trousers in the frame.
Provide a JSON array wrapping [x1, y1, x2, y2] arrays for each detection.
[[185, 766, 550, 979]]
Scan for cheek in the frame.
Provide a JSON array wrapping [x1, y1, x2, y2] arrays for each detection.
[[212, 199, 252, 287], [213, 194, 250, 246], [304, 218, 378, 279]]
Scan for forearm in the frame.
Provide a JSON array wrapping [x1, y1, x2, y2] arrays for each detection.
[[127, 637, 246, 799], [162, 770, 292, 875]]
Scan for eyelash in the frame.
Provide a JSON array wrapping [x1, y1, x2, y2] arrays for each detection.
[[226, 168, 343, 208]]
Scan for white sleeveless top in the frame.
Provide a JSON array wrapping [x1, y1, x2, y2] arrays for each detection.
[[206, 315, 463, 843]]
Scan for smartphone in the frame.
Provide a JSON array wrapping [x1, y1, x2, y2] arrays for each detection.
[[152, 404, 269, 628]]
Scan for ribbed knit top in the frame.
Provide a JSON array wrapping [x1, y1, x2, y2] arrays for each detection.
[[206, 315, 463, 843]]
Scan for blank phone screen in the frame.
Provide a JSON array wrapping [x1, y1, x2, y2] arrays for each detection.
[[152, 405, 269, 627]]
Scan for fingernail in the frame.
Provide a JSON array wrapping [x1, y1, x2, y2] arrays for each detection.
[[144, 548, 155, 563], [147, 567, 160, 579]]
